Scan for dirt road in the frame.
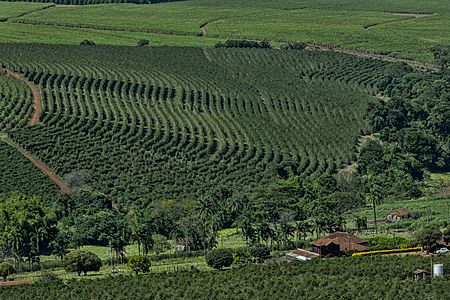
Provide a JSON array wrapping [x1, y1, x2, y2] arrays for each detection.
[[6, 70, 42, 125], [0, 135, 70, 194]]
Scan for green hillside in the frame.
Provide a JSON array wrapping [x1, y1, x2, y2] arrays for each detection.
[[0, 44, 394, 203]]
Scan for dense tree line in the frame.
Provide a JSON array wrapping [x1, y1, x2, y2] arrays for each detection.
[[355, 48, 449, 198], [0, 173, 362, 272]]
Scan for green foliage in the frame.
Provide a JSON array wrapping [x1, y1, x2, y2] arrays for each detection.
[[430, 45, 450, 72], [215, 39, 271, 49], [356, 141, 423, 200], [0, 193, 57, 263], [137, 39, 150, 47], [0, 262, 15, 281], [127, 255, 151, 274], [2, 255, 450, 299], [367, 71, 450, 172], [205, 248, 233, 270], [35, 272, 64, 286], [280, 42, 307, 50], [0, 70, 33, 132], [63, 250, 102, 276], [414, 225, 442, 249], [152, 235, 171, 255], [0, 142, 59, 200], [4, 0, 182, 5], [0, 44, 382, 202], [2, 0, 448, 61], [79, 39, 95, 46], [0, 2, 51, 21], [248, 245, 270, 261], [367, 237, 414, 250]]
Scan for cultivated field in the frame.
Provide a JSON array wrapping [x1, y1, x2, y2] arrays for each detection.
[[0, 2, 51, 21], [1, 44, 392, 202], [0, 1, 448, 298], [0, 142, 59, 199], [0, 0, 449, 62]]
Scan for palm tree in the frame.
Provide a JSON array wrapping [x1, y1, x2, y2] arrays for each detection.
[[7, 230, 24, 269], [365, 185, 383, 234], [235, 212, 255, 245], [256, 222, 272, 246]]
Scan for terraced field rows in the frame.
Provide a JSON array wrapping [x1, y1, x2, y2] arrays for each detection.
[[0, 76, 33, 131], [0, 45, 392, 204]]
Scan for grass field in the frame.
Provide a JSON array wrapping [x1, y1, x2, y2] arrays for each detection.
[[0, 0, 448, 62], [0, 22, 222, 47], [0, 2, 51, 21]]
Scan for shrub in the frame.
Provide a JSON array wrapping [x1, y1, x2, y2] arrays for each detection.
[[137, 39, 150, 47], [127, 256, 151, 274], [80, 40, 96, 46], [233, 249, 251, 265], [249, 245, 271, 261], [36, 272, 64, 286], [367, 237, 414, 250], [215, 39, 271, 49], [0, 262, 15, 281], [63, 250, 102, 276], [414, 225, 442, 249], [206, 248, 233, 270]]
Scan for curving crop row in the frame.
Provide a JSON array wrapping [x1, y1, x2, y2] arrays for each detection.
[[0, 44, 393, 203]]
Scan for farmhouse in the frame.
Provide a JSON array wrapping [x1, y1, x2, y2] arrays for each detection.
[[311, 232, 368, 256], [386, 208, 419, 222]]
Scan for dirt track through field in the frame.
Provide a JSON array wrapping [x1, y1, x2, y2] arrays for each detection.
[[0, 280, 32, 286], [6, 70, 42, 125], [0, 135, 70, 194], [0, 71, 69, 193]]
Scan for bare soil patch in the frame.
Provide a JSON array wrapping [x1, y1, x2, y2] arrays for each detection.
[[437, 184, 450, 197], [0, 280, 32, 287]]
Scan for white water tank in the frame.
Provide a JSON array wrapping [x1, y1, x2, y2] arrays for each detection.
[[433, 264, 444, 278]]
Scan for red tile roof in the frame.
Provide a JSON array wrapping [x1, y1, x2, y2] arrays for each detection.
[[311, 232, 368, 252]]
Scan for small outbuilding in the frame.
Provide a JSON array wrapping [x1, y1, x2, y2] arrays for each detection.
[[413, 269, 430, 281], [387, 208, 420, 222], [286, 249, 320, 261]]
